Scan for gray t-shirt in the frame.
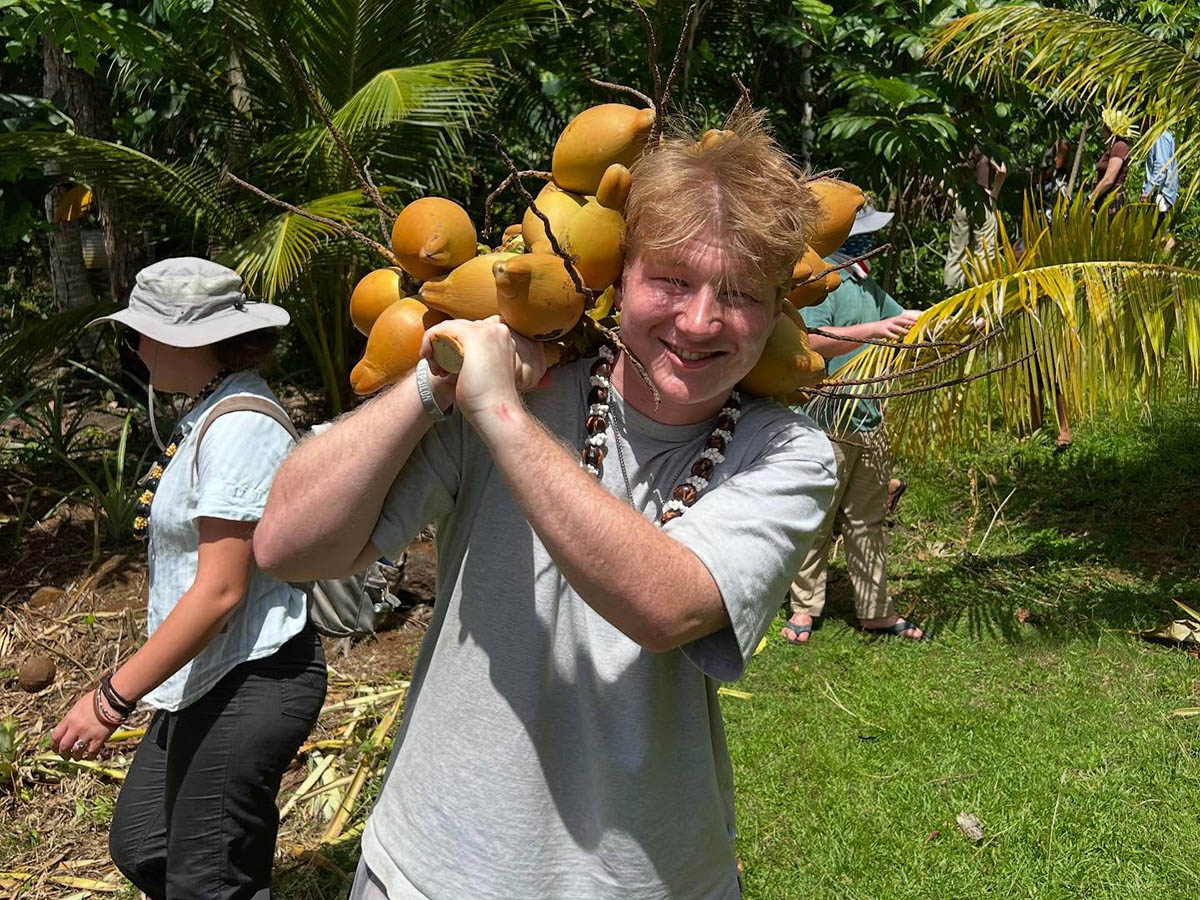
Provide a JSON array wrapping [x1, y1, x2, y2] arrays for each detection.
[[362, 358, 836, 899]]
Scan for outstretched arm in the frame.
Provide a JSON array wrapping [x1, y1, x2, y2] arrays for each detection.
[[808, 311, 920, 359]]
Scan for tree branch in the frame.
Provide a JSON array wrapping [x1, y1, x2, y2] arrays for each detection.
[[224, 171, 397, 266], [588, 78, 655, 111], [279, 41, 396, 244], [808, 352, 1033, 400]]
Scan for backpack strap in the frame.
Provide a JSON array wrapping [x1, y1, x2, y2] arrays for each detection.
[[192, 395, 300, 481]]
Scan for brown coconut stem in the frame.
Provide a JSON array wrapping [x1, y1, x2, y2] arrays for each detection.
[[724, 73, 753, 128], [809, 167, 845, 181], [807, 352, 1034, 401], [224, 171, 398, 266], [279, 41, 396, 243], [816, 328, 1000, 387], [792, 244, 891, 289], [482, 170, 553, 239], [361, 156, 396, 244], [580, 316, 662, 410], [653, 0, 701, 141], [624, 0, 662, 105], [486, 133, 596, 305], [806, 328, 968, 352], [588, 78, 655, 112]]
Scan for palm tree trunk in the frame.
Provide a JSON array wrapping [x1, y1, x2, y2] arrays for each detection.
[[882, 165, 906, 295], [1066, 121, 1089, 200], [43, 34, 147, 302], [42, 36, 94, 313], [799, 44, 814, 164]]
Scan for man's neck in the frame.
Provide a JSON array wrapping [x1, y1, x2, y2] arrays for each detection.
[[610, 352, 727, 426]]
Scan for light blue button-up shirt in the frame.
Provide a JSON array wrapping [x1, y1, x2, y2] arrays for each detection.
[[142, 371, 307, 711], [1142, 131, 1179, 206]]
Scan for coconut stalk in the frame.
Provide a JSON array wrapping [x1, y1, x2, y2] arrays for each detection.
[[0, 872, 120, 892], [321, 693, 405, 842], [279, 751, 340, 822]]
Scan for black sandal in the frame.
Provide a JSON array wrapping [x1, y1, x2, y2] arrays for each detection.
[[781, 620, 814, 644], [861, 618, 928, 641]]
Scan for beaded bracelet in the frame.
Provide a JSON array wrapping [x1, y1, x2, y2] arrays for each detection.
[[100, 674, 136, 718], [93, 688, 125, 728]]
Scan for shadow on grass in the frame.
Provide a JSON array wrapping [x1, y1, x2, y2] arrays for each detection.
[[881, 398, 1200, 643]]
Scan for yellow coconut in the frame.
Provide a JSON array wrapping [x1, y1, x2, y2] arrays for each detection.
[[552, 104, 655, 195], [350, 267, 409, 336], [739, 312, 826, 397], [807, 178, 866, 257], [494, 253, 587, 341], [787, 264, 841, 309], [350, 297, 447, 395], [391, 197, 478, 282], [418, 252, 518, 320], [523, 182, 586, 254], [791, 247, 825, 285], [699, 128, 736, 150], [562, 164, 631, 291]]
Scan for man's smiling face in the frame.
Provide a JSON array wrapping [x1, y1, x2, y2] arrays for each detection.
[[613, 236, 779, 425]]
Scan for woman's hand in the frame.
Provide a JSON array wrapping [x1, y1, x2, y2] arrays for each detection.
[[421, 316, 547, 425], [51, 691, 117, 760], [874, 310, 920, 340]]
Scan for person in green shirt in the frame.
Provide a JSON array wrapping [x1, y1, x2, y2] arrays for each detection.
[[781, 204, 927, 643]]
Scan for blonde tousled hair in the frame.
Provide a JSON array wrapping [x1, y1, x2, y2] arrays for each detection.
[[624, 108, 819, 294]]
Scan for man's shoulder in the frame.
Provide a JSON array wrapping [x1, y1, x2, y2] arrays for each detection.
[[737, 397, 831, 456]]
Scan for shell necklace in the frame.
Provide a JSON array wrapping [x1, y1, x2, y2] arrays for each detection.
[[132, 369, 232, 540], [580, 345, 741, 524]]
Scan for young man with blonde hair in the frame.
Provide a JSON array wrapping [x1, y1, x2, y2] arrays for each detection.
[[255, 113, 836, 899]]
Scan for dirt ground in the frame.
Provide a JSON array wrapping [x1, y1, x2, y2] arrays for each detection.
[[0, 511, 437, 898]]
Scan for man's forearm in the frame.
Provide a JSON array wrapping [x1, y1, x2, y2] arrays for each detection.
[[478, 401, 726, 652], [255, 370, 449, 580]]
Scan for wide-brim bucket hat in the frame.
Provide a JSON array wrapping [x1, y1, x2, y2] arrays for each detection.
[[848, 201, 894, 236], [88, 257, 288, 348]]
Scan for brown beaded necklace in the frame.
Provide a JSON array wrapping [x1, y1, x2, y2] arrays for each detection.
[[579, 345, 741, 524]]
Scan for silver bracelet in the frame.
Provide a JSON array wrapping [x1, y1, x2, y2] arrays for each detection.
[[416, 358, 449, 422]]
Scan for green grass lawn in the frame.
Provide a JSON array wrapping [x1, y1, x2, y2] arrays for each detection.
[[727, 394, 1200, 898]]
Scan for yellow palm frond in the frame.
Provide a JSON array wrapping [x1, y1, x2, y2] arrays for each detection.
[[811, 195, 1200, 454]]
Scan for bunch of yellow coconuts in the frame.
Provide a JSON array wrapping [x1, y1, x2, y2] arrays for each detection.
[[347, 103, 866, 400]]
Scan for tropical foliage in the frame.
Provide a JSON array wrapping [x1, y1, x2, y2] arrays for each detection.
[[0, 0, 562, 412], [929, 3, 1200, 203], [815, 195, 1200, 452]]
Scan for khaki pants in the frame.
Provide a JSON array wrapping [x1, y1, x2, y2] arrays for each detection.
[[943, 199, 999, 290], [789, 438, 893, 620]]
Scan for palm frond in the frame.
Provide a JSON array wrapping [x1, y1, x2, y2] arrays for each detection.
[[929, 6, 1200, 201], [0, 132, 227, 235], [0, 301, 120, 394], [223, 189, 383, 300], [813, 194, 1200, 453], [446, 0, 565, 59], [331, 59, 496, 136]]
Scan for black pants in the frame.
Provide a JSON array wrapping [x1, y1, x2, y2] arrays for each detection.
[[110, 627, 327, 900]]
